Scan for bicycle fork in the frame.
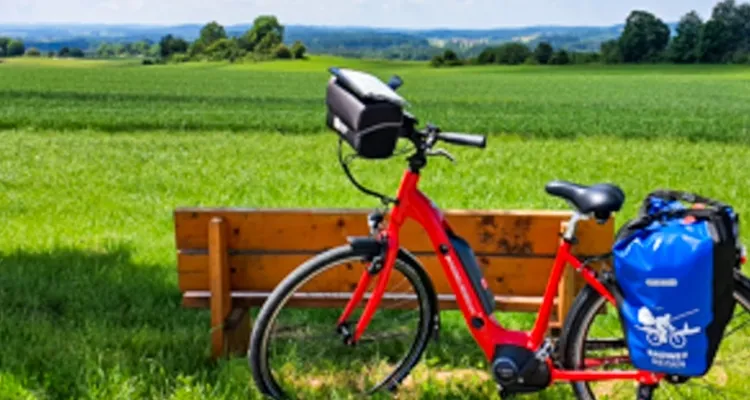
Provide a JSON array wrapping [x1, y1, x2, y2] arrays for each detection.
[[336, 220, 399, 345]]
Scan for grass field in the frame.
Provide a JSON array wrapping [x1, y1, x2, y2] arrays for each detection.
[[1, 56, 750, 142], [1, 57, 749, 399]]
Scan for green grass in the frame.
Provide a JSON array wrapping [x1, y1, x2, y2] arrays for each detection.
[[1, 58, 750, 399], [1, 129, 749, 399], [1, 57, 749, 142]]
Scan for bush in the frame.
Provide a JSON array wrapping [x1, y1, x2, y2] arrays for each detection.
[[274, 44, 292, 59], [291, 41, 306, 59], [429, 55, 444, 67], [571, 51, 601, 65], [169, 53, 190, 63], [25, 47, 41, 57], [204, 38, 245, 62]]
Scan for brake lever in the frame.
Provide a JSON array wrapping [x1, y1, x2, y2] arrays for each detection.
[[426, 148, 455, 163]]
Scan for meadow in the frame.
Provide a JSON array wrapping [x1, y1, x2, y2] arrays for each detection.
[[1, 56, 749, 400], [1, 56, 750, 142]]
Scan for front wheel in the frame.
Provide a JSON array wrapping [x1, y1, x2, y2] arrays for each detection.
[[559, 274, 750, 399], [248, 244, 438, 399]]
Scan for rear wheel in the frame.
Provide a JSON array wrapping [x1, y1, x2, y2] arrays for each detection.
[[559, 273, 750, 399], [248, 244, 437, 399]]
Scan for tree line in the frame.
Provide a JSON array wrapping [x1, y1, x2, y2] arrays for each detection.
[[0, 15, 306, 64], [155, 16, 306, 63], [0, 37, 87, 58], [432, 0, 750, 67]]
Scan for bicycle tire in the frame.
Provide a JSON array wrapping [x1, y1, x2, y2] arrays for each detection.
[[559, 272, 750, 400], [248, 244, 438, 399]]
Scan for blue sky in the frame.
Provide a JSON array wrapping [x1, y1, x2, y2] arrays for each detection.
[[4, 0, 721, 28]]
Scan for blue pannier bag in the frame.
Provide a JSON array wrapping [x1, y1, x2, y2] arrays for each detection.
[[612, 190, 741, 378]]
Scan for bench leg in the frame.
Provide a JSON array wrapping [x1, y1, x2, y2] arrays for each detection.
[[224, 308, 251, 356], [209, 216, 232, 359]]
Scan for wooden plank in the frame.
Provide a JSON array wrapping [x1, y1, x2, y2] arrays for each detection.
[[571, 216, 615, 256], [174, 208, 613, 257], [557, 258, 577, 326], [177, 254, 560, 297], [182, 291, 556, 314], [208, 217, 231, 359]]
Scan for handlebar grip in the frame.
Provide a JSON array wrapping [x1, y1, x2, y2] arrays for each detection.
[[437, 132, 487, 148]]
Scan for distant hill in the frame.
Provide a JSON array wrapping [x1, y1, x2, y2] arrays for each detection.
[[0, 22, 677, 59]]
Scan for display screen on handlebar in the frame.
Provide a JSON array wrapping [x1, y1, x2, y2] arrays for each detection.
[[329, 67, 409, 107]]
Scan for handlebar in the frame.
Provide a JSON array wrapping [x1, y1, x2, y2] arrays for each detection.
[[437, 132, 487, 149]]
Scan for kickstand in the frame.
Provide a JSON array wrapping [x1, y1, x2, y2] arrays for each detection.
[[637, 384, 658, 400]]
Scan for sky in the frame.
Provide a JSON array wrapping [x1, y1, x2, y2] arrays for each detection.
[[2, 0, 722, 29]]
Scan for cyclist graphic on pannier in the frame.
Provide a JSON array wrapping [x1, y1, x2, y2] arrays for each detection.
[[635, 307, 702, 349]]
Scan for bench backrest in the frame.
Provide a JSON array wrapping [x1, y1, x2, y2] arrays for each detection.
[[175, 208, 613, 326]]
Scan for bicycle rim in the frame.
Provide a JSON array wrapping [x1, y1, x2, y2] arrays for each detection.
[[250, 248, 434, 399], [567, 282, 750, 399]]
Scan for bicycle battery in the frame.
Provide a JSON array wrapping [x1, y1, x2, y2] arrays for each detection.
[[448, 231, 495, 315]]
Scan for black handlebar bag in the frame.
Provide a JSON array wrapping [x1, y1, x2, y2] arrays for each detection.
[[612, 190, 740, 378], [325, 68, 406, 159]]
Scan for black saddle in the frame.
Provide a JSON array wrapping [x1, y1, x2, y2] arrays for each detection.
[[545, 180, 625, 220]]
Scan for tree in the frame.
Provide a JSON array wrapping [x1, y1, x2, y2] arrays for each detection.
[[159, 34, 189, 58], [58, 47, 70, 57], [699, 0, 747, 62], [291, 40, 306, 59], [204, 38, 244, 61], [240, 15, 284, 52], [619, 10, 671, 63], [25, 47, 41, 57], [669, 11, 704, 63], [477, 42, 531, 65], [7, 39, 25, 57], [0, 37, 10, 57], [254, 31, 282, 54], [69, 48, 85, 58], [699, 18, 730, 62], [97, 43, 115, 58], [600, 39, 623, 63], [198, 21, 227, 48], [549, 49, 571, 65], [429, 54, 444, 67], [738, 3, 750, 53], [533, 42, 554, 64], [132, 40, 150, 56], [441, 49, 462, 66]]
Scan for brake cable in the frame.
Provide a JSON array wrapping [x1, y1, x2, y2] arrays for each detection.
[[337, 138, 398, 206]]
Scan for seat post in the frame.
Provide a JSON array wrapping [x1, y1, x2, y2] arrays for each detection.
[[562, 212, 586, 243]]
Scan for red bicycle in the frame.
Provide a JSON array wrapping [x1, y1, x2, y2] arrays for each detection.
[[248, 69, 750, 399]]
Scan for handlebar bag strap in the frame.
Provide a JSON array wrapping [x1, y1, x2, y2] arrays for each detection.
[[611, 190, 740, 378]]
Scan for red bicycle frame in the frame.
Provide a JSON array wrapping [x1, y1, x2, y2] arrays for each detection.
[[337, 168, 663, 385]]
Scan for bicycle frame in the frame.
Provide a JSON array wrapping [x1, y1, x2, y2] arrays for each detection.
[[337, 168, 662, 385]]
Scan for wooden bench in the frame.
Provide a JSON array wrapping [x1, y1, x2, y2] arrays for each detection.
[[174, 208, 614, 359]]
